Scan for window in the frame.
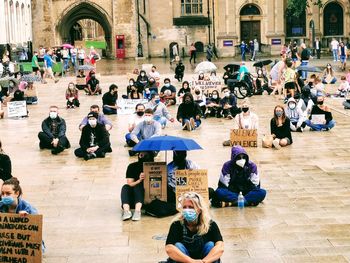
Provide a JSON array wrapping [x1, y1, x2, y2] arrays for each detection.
[[181, 0, 203, 15], [240, 4, 260, 16], [286, 9, 306, 37]]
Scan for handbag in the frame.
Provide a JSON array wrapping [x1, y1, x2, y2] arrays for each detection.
[[262, 134, 274, 148]]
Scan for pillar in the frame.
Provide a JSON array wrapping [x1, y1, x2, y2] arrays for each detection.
[[0, 1, 7, 44]]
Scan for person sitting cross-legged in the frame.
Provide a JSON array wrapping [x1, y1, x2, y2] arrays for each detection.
[[177, 93, 202, 131], [102, 84, 119, 115]]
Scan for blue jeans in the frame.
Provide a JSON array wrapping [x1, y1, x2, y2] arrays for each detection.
[[63, 58, 69, 71], [169, 242, 219, 263], [301, 60, 308, 79], [125, 133, 142, 146], [215, 187, 266, 206], [103, 106, 117, 115], [154, 116, 167, 127], [333, 49, 338, 61], [182, 118, 201, 130], [305, 119, 335, 131]]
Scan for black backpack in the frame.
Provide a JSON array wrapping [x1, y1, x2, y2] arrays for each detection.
[[144, 199, 177, 218]]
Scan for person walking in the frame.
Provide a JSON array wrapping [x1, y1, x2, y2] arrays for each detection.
[[171, 44, 179, 64], [240, 41, 247, 61], [315, 38, 321, 59], [206, 44, 214, 62], [251, 39, 259, 61], [189, 43, 197, 64], [331, 38, 339, 62]]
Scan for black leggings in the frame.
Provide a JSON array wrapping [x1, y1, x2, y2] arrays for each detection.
[[121, 184, 144, 208], [38, 132, 70, 149], [74, 143, 111, 158]]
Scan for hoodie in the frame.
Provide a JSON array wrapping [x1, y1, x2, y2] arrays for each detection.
[[218, 146, 259, 194], [285, 97, 305, 130]]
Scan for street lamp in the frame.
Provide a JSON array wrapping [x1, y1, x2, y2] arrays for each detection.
[[136, 0, 143, 57], [207, 0, 211, 45]]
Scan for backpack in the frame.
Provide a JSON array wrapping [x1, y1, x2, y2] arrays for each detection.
[[144, 199, 177, 218]]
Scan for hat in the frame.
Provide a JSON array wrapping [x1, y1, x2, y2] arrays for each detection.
[[87, 112, 98, 119]]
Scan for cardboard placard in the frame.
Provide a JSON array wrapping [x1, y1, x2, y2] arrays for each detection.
[[0, 213, 43, 263], [311, 114, 326, 125], [230, 129, 258, 147], [191, 80, 222, 97], [175, 169, 209, 209], [117, 99, 148, 115], [76, 77, 86, 85], [7, 101, 27, 118], [143, 162, 167, 204]]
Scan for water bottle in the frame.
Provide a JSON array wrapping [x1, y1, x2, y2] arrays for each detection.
[[237, 192, 245, 209]]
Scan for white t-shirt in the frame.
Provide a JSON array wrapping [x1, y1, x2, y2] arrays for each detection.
[[331, 40, 339, 50], [128, 114, 144, 127]]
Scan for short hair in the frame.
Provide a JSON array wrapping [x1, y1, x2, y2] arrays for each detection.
[[164, 78, 170, 83], [152, 65, 156, 69], [135, 103, 145, 110], [109, 84, 118, 92], [49, 105, 58, 109], [145, 108, 154, 114], [90, 104, 100, 110]]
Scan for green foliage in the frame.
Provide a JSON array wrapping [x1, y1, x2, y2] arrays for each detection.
[[287, 0, 323, 17]]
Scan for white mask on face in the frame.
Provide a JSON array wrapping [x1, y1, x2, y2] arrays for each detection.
[[212, 95, 218, 99], [289, 103, 296, 110], [49, 112, 57, 119], [88, 119, 97, 127], [144, 116, 152, 123], [224, 92, 230, 98], [236, 159, 246, 168]]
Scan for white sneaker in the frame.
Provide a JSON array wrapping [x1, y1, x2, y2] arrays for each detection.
[[272, 139, 281, 150], [122, 210, 132, 221], [132, 211, 141, 221]]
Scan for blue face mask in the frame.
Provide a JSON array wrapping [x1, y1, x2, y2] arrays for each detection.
[[1, 196, 15, 206], [165, 83, 170, 87], [182, 208, 198, 222], [155, 99, 160, 104], [275, 111, 283, 117]]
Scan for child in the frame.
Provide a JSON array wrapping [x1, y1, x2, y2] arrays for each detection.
[[283, 59, 296, 98], [337, 76, 349, 97], [65, 82, 80, 109]]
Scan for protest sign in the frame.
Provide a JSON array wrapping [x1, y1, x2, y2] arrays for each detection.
[[117, 99, 148, 115], [7, 101, 27, 118], [191, 80, 222, 97], [76, 77, 86, 85], [311, 114, 326, 125], [230, 129, 258, 147], [175, 169, 209, 209], [0, 213, 43, 263], [143, 162, 167, 204]]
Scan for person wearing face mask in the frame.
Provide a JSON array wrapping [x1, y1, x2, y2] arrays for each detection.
[[232, 99, 259, 130], [193, 88, 207, 117], [136, 70, 148, 93], [322, 63, 337, 84], [213, 146, 266, 207], [0, 140, 12, 182], [175, 61, 185, 82], [65, 82, 80, 109], [75, 111, 111, 160], [223, 67, 234, 85], [285, 97, 306, 132], [177, 93, 202, 131], [125, 104, 146, 147], [146, 93, 174, 128], [85, 71, 101, 95], [79, 104, 113, 131], [297, 86, 314, 117], [38, 106, 70, 155], [144, 77, 158, 100], [305, 94, 335, 131], [148, 66, 161, 86], [124, 78, 136, 98], [76, 70, 86, 90], [205, 90, 222, 118], [102, 84, 119, 115], [160, 78, 177, 106], [220, 87, 241, 119], [120, 151, 155, 221], [128, 84, 143, 99], [165, 192, 224, 263], [270, 105, 293, 149], [177, 81, 191, 103]]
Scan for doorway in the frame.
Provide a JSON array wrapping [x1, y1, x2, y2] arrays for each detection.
[[240, 21, 261, 44]]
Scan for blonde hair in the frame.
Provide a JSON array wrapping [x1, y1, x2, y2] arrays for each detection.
[[173, 192, 211, 235], [241, 99, 250, 108]]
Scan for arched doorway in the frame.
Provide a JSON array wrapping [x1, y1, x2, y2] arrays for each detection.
[[56, 2, 112, 56], [194, 41, 204, 52], [240, 4, 261, 44], [323, 2, 343, 36]]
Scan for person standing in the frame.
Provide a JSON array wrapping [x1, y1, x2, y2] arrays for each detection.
[[251, 39, 259, 61], [78, 46, 85, 65], [300, 43, 311, 80], [62, 47, 70, 73], [43, 49, 59, 83], [171, 44, 179, 64], [189, 43, 197, 64], [240, 41, 247, 61], [339, 41, 348, 71], [331, 38, 339, 62], [206, 44, 214, 62], [314, 38, 321, 59]]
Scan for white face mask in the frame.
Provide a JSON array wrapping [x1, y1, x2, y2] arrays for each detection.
[[289, 103, 296, 110], [144, 116, 152, 123], [212, 95, 218, 99], [49, 112, 57, 119], [236, 159, 246, 168], [224, 92, 230, 98], [88, 119, 97, 127]]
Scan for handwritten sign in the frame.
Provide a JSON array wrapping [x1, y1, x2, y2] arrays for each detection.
[[7, 101, 27, 118], [311, 114, 326, 125], [191, 80, 222, 97], [230, 129, 258, 147], [175, 169, 209, 209], [0, 213, 43, 263], [117, 99, 148, 115], [76, 77, 86, 85], [143, 162, 167, 204]]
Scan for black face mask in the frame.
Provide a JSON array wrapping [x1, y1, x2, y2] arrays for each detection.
[[242, 107, 249, 113], [317, 101, 324, 105], [136, 111, 144, 116], [195, 91, 200, 95], [185, 99, 191, 104]]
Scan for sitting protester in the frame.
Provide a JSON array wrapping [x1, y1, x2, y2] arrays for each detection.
[[136, 70, 148, 93], [129, 85, 143, 99], [322, 63, 337, 84], [270, 105, 293, 149], [144, 77, 158, 99], [213, 146, 266, 207], [221, 87, 241, 119], [177, 81, 191, 104], [223, 67, 234, 85], [24, 82, 38, 105], [124, 78, 136, 98], [146, 94, 174, 128], [0, 140, 12, 182], [285, 98, 306, 132], [160, 78, 177, 106], [205, 90, 222, 118], [79, 104, 113, 131], [102, 84, 119, 115], [337, 76, 349, 97], [297, 86, 314, 117], [38, 106, 70, 155], [125, 103, 145, 147], [174, 61, 185, 82], [76, 70, 86, 90], [233, 99, 259, 130], [85, 71, 102, 95], [65, 82, 80, 109], [177, 93, 202, 131]]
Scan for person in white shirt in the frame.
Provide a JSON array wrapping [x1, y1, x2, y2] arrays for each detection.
[[337, 76, 349, 97], [146, 94, 174, 128], [78, 47, 85, 65], [125, 103, 145, 147], [148, 66, 161, 86], [339, 41, 348, 71], [233, 100, 259, 130], [331, 38, 339, 62], [285, 97, 306, 132]]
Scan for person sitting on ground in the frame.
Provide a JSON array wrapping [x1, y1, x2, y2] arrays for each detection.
[[79, 104, 113, 131], [311, 76, 324, 99], [322, 63, 337, 84], [223, 67, 234, 85], [167, 151, 199, 204], [144, 77, 158, 99], [213, 145, 266, 207], [177, 93, 202, 131], [125, 103, 145, 147], [160, 78, 176, 106], [0, 140, 12, 182], [146, 93, 174, 128], [285, 97, 306, 132], [148, 66, 161, 86], [220, 87, 241, 119], [65, 82, 80, 109], [102, 84, 119, 115], [11, 89, 25, 102], [270, 105, 293, 149], [175, 61, 185, 82], [121, 151, 155, 221], [75, 111, 111, 160], [76, 70, 86, 90], [128, 85, 143, 99], [24, 82, 38, 105], [123, 78, 136, 98], [177, 81, 191, 104], [343, 90, 350, 109], [165, 192, 224, 263], [297, 86, 314, 117], [136, 70, 148, 93], [337, 76, 349, 97], [85, 71, 102, 95], [305, 93, 336, 131], [38, 105, 70, 155], [205, 90, 222, 118], [193, 87, 207, 117]]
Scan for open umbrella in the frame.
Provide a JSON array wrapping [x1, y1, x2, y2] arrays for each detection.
[[296, 65, 322, 73], [253, 60, 273, 68], [224, 63, 240, 72], [78, 65, 95, 71], [195, 61, 217, 73], [20, 74, 41, 82], [62, 43, 74, 49]]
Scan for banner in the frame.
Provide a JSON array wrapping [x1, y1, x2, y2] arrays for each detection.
[[0, 213, 43, 263], [175, 169, 209, 209], [117, 99, 148, 115], [143, 162, 167, 204], [7, 101, 27, 118], [230, 129, 258, 147], [191, 80, 222, 97]]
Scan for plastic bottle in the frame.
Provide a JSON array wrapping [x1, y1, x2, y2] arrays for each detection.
[[237, 192, 245, 209]]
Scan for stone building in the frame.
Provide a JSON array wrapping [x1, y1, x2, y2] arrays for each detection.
[[31, 0, 350, 58]]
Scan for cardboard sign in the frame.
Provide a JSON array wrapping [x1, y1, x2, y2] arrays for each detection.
[[175, 169, 209, 209], [311, 114, 326, 125], [117, 99, 148, 115], [0, 213, 43, 263], [191, 80, 222, 97], [7, 101, 27, 118], [143, 162, 167, 204], [230, 129, 258, 147], [76, 77, 86, 85]]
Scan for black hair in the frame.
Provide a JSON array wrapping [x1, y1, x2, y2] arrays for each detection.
[[182, 81, 190, 88], [90, 104, 100, 110], [135, 103, 145, 110], [164, 78, 170, 83], [109, 84, 118, 92], [145, 108, 154, 114]]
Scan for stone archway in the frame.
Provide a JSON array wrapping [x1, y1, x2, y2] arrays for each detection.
[[239, 4, 262, 44], [56, 1, 113, 56]]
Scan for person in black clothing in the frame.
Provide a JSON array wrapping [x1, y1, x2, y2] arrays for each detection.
[[177, 81, 191, 103], [300, 43, 311, 79], [314, 38, 321, 59], [220, 87, 241, 119], [0, 140, 12, 182], [175, 61, 185, 82], [177, 93, 202, 131], [85, 72, 101, 95], [160, 78, 177, 106], [76, 70, 86, 90], [223, 67, 234, 85], [102, 84, 118, 115], [129, 85, 143, 99], [165, 192, 224, 263], [136, 70, 148, 93], [120, 151, 154, 221], [206, 90, 222, 118], [38, 106, 70, 155], [74, 112, 111, 160], [270, 105, 293, 149]]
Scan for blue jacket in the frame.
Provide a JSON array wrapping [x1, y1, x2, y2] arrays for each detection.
[[0, 198, 38, 214]]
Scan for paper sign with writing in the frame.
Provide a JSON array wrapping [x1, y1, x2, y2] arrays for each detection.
[[0, 213, 43, 263], [311, 114, 326, 125], [7, 101, 27, 118], [230, 129, 258, 147], [175, 169, 209, 209], [191, 80, 222, 97], [76, 77, 86, 85], [117, 99, 148, 115], [143, 162, 167, 204]]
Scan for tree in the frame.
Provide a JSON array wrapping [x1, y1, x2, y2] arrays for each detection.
[[286, 0, 323, 17]]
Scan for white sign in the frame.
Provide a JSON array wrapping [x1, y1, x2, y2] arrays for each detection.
[[311, 114, 326, 125], [117, 99, 148, 115], [7, 101, 27, 118]]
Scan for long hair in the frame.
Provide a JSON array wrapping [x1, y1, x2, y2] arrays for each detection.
[[0, 140, 3, 154], [273, 105, 286, 124], [172, 192, 211, 236], [66, 82, 78, 97]]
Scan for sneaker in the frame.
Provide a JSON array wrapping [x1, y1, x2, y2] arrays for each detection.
[[272, 139, 281, 149], [132, 211, 141, 221], [189, 118, 196, 130], [122, 210, 132, 221], [51, 146, 64, 155], [227, 114, 233, 120]]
